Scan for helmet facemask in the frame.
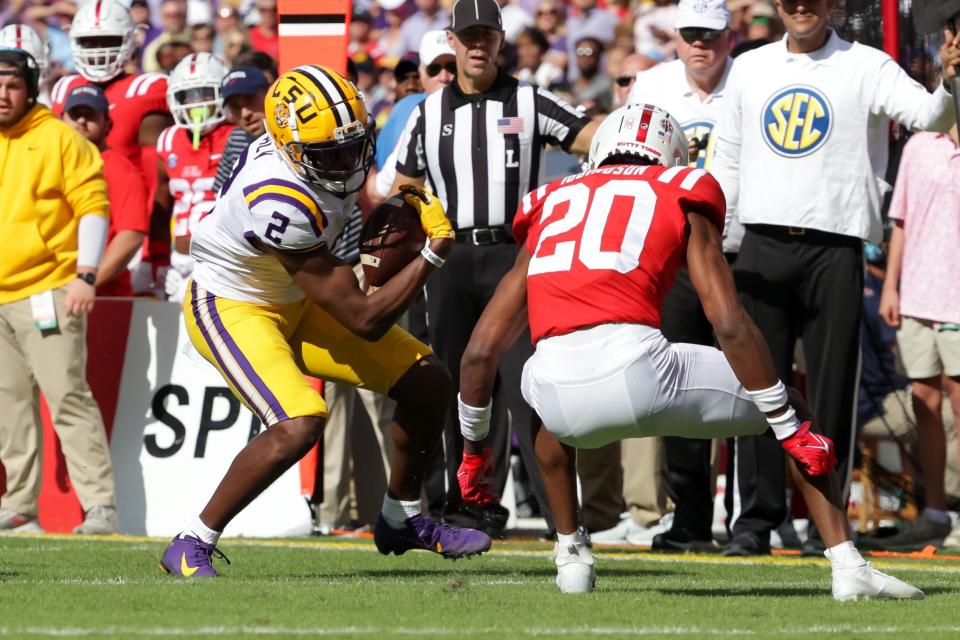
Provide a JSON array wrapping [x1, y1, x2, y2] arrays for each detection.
[[283, 117, 375, 195], [171, 84, 226, 142], [71, 34, 134, 82]]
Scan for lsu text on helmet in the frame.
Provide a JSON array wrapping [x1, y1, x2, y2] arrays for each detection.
[[167, 52, 229, 135], [0, 24, 49, 80], [588, 103, 688, 169], [70, 0, 138, 83], [264, 64, 374, 195]]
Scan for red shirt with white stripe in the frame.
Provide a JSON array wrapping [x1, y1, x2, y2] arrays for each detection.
[[514, 164, 726, 343], [51, 72, 169, 168], [156, 123, 235, 239]]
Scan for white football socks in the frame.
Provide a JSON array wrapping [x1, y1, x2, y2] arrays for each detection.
[[187, 516, 221, 545], [382, 495, 422, 529], [826, 540, 865, 569]]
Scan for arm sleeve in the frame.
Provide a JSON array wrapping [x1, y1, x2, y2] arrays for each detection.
[[872, 55, 955, 132], [62, 130, 110, 221], [535, 86, 590, 149], [77, 214, 109, 269], [394, 103, 426, 178]]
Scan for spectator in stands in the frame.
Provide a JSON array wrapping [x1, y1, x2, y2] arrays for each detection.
[[399, 0, 450, 57], [190, 23, 216, 54], [249, 0, 279, 63], [212, 66, 270, 194], [498, 0, 534, 44], [62, 85, 149, 298], [130, 0, 161, 65], [143, 0, 190, 73], [350, 10, 378, 59], [156, 40, 192, 73], [570, 36, 611, 112], [633, 0, 677, 60], [513, 27, 564, 90], [610, 52, 658, 107], [565, 0, 618, 80], [534, 0, 568, 54], [220, 26, 252, 67], [0, 49, 118, 535], [378, 4, 412, 60], [232, 49, 279, 84], [877, 125, 960, 548]]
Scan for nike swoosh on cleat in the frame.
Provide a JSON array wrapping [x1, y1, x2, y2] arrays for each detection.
[[435, 542, 443, 553], [180, 553, 199, 577]]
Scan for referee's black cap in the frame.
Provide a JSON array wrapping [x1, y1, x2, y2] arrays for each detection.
[[450, 0, 504, 33]]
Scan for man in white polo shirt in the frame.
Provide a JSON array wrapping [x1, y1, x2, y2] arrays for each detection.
[[626, 0, 736, 553], [711, 0, 960, 556]]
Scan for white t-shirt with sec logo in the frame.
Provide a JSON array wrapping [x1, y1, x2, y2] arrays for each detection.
[[711, 31, 954, 245]]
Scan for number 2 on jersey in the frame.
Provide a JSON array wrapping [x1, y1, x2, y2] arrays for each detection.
[[527, 179, 657, 276]]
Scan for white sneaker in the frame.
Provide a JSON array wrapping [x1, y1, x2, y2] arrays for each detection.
[[588, 514, 633, 545], [625, 512, 674, 546], [554, 531, 596, 594], [827, 552, 924, 601], [943, 523, 960, 547], [73, 505, 118, 535], [0, 508, 44, 533]]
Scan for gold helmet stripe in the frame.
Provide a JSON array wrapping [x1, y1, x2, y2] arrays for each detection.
[[296, 65, 353, 127], [289, 68, 345, 128], [309, 64, 358, 124]]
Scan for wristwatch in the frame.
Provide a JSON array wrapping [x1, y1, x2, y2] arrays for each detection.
[[76, 273, 96, 286]]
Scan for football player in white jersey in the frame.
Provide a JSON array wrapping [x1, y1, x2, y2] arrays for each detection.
[[160, 65, 492, 577]]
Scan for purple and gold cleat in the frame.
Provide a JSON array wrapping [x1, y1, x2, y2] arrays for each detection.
[[159, 533, 229, 577], [374, 513, 492, 559]]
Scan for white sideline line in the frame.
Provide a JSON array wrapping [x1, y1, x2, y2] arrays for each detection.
[[4, 626, 960, 637]]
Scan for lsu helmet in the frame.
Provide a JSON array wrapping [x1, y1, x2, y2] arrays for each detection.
[[167, 52, 228, 134], [264, 65, 374, 195], [0, 24, 48, 81], [587, 104, 688, 170], [70, 0, 138, 82]]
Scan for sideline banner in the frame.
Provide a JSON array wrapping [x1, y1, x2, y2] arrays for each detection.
[[0, 299, 312, 537]]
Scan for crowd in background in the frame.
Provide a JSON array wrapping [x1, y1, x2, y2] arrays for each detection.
[[1, 0, 959, 552]]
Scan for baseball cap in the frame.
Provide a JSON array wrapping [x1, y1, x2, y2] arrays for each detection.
[[675, 0, 731, 30], [393, 53, 420, 80], [419, 30, 456, 65], [221, 66, 270, 101], [450, 0, 503, 33], [65, 84, 109, 114]]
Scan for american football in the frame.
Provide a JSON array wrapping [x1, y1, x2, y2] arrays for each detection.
[[359, 193, 427, 288]]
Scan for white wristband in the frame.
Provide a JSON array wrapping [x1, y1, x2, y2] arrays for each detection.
[[421, 245, 445, 268], [458, 393, 491, 442], [745, 380, 789, 413]]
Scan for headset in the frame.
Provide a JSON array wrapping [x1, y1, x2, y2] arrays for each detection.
[[0, 48, 40, 101]]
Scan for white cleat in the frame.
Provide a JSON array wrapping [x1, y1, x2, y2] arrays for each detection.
[[554, 531, 596, 594], [828, 554, 924, 601]]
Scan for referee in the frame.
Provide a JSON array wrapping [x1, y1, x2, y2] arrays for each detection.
[[711, 0, 960, 556], [391, 0, 597, 533]]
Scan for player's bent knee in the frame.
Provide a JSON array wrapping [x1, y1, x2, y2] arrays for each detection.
[[270, 415, 326, 461], [389, 355, 452, 408]]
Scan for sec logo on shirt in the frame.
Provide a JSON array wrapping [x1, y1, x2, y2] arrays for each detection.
[[761, 86, 832, 158]]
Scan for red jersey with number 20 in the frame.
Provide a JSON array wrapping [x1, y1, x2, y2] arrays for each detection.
[[514, 164, 726, 344]]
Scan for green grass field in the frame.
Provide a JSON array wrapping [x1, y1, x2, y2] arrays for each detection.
[[1, 534, 959, 639]]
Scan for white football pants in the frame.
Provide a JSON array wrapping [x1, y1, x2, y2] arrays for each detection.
[[521, 324, 768, 449]]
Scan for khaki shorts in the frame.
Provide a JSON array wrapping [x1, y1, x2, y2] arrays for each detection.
[[897, 317, 960, 379]]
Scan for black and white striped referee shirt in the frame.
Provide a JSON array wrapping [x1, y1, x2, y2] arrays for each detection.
[[394, 72, 589, 230]]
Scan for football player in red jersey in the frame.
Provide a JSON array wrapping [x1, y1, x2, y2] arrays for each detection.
[[454, 103, 922, 601], [154, 52, 235, 302], [50, 0, 173, 288]]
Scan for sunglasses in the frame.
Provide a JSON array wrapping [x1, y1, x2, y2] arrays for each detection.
[[425, 61, 457, 77], [678, 28, 724, 43], [575, 47, 596, 57], [537, 9, 557, 16], [614, 75, 634, 87]]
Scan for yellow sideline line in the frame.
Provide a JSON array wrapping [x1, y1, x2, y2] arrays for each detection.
[[3, 532, 959, 573]]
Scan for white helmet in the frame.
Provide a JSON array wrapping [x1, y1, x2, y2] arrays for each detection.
[[0, 24, 49, 80], [587, 103, 688, 170], [70, 0, 137, 82], [167, 52, 228, 134]]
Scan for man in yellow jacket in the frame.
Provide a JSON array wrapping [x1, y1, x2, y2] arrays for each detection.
[[0, 48, 117, 534]]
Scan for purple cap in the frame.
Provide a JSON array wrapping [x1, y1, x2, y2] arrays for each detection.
[[65, 84, 109, 114], [221, 66, 270, 101]]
